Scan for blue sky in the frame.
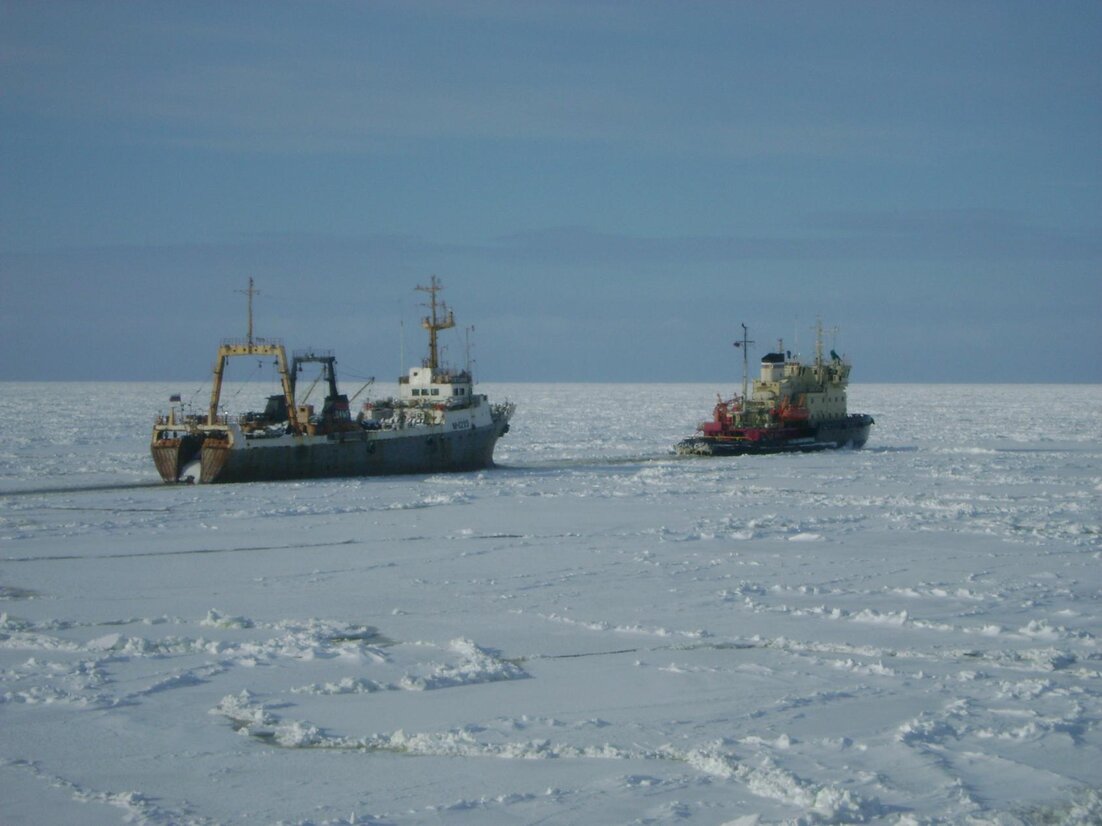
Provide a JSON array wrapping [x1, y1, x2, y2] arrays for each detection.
[[1, 1, 1099, 383]]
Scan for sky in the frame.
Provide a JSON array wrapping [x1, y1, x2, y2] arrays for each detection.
[[1, 1, 1100, 383]]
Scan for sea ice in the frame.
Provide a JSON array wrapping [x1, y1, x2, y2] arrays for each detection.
[[0, 382, 1100, 823]]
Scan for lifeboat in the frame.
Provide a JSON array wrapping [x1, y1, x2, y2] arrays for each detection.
[[780, 405, 810, 423], [776, 396, 810, 424]]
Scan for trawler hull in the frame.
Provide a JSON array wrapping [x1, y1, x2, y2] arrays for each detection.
[[209, 420, 507, 484], [156, 419, 510, 484], [676, 414, 873, 457]]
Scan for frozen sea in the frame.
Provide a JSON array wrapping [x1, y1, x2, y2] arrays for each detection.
[[1, 382, 1100, 825]]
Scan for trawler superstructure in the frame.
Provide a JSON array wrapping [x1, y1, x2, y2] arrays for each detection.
[[676, 322, 873, 456], [152, 277, 513, 483]]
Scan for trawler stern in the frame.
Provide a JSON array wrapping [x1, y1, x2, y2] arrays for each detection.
[[151, 421, 204, 483]]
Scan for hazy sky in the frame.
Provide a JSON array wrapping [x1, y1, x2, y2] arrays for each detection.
[[2, 1, 1099, 383]]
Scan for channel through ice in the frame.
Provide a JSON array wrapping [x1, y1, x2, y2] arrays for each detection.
[[1, 382, 1100, 824]]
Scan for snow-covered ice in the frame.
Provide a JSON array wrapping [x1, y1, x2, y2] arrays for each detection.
[[1, 382, 1100, 824]]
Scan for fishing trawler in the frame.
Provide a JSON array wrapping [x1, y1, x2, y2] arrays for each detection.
[[676, 322, 873, 456], [151, 277, 514, 483]]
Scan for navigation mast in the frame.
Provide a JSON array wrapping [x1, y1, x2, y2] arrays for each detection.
[[236, 277, 260, 349], [416, 275, 455, 371], [734, 322, 755, 402]]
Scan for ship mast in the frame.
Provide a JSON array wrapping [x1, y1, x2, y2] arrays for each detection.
[[734, 322, 754, 401], [237, 277, 259, 350], [416, 275, 455, 371]]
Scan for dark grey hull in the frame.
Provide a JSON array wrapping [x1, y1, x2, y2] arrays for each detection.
[[813, 414, 874, 449], [200, 420, 509, 484]]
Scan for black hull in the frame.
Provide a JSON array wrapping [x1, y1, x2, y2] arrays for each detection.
[[198, 420, 509, 484], [814, 414, 874, 449], [677, 414, 873, 457]]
